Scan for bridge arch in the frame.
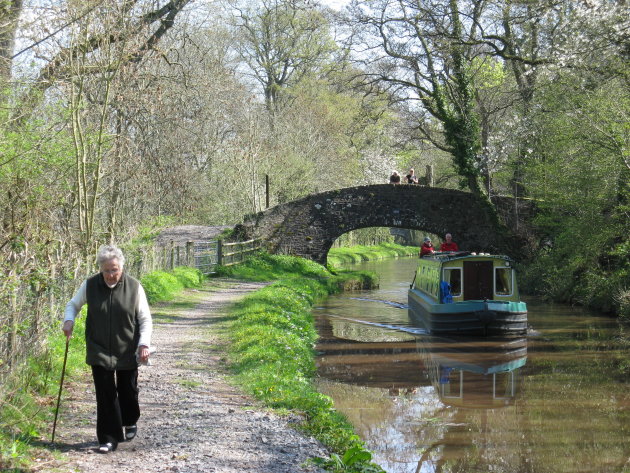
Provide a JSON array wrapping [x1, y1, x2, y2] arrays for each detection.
[[233, 184, 528, 264]]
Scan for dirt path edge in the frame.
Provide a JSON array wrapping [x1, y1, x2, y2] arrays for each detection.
[[51, 279, 328, 473]]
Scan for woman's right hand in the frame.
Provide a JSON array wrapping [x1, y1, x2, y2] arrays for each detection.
[[62, 320, 74, 340]]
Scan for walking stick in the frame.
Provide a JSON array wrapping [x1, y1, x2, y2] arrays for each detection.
[[51, 337, 70, 444]]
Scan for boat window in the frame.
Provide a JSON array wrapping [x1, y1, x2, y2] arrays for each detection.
[[495, 268, 512, 295], [443, 268, 462, 296]]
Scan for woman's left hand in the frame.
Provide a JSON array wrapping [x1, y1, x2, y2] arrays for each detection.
[[138, 345, 150, 363]]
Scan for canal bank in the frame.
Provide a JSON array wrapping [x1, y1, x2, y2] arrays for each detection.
[[215, 252, 387, 473]]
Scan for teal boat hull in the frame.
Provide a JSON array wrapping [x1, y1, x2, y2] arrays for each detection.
[[408, 287, 528, 336]]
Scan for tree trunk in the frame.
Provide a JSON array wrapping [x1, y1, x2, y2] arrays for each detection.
[[0, 0, 23, 84]]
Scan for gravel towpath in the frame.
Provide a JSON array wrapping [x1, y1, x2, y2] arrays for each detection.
[[51, 279, 328, 473]]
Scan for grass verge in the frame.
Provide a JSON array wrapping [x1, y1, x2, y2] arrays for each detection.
[[0, 266, 204, 471], [327, 242, 418, 267], [215, 252, 385, 473]]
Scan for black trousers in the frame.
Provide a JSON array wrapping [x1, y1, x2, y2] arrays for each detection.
[[91, 365, 140, 447]]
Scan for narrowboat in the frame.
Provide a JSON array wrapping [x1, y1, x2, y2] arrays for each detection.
[[408, 252, 527, 335]]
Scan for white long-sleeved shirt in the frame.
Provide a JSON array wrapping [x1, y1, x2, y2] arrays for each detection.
[[64, 279, 153, 349]]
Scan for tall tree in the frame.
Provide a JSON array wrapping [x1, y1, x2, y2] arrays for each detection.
[[10, 0, 191, 120], [228, 0, 336, 114], [346, 0, 491, 198]]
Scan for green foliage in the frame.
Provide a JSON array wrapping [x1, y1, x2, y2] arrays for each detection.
[[216, 252, 330, 281], [171, 266, 205, 288], [0, 315, 87, 470], [224, 253, 382, 471], [312, 445, 386, 473], [328, 242, 417, 267], [615, 288, 630, 321], [140, 266, 203, 303], [521, 76, 630, 315], [140, 271, 184, 303]]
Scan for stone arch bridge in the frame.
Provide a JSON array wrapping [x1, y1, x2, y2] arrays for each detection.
[[233, 184, 534, 264]]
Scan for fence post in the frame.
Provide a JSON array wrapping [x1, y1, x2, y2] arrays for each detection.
[[169, 240, 174, 270], [186, 241, 193, 267], [217, 239, 223, 266]]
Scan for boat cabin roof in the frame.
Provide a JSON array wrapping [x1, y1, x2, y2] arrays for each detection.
[[421, 252, 514, 264]]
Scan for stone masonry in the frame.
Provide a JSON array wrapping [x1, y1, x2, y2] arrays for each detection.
[[233, 185, 533, 265]]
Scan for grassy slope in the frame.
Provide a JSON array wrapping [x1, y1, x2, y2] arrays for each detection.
[[327, 242, 418, 267], [215, 252, 389, 472]]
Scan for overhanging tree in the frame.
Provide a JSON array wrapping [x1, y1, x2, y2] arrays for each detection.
[[346, 0, 489, 198]]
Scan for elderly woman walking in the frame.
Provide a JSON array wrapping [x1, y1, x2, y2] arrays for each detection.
[[62, 245, 152, 453]]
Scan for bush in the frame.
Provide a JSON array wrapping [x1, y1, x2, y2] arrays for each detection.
[[140, 271, 183, 303], [172, 266, 204, 288], [615, 288, 630, 321]]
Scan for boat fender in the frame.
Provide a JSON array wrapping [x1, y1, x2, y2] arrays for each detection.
[[440, 281, 453, 303]]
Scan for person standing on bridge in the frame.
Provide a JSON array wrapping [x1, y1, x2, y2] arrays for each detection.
[[440, 233, 459, 252], [389, 171, 401, 184], [419, 237, 435, 257], [62, 245, 152, 453], [405, 168, 418, 184]]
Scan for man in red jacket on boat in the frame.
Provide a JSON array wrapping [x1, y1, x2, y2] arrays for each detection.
[[439, 233, 459, 252]]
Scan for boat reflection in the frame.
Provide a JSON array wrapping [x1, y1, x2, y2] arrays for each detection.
[[417, 335, 527, 409], [412, 336, 528, 472], [314, 313, 527, 403]]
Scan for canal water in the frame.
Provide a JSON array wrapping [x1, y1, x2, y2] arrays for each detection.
[[313, 258, 630, 473]]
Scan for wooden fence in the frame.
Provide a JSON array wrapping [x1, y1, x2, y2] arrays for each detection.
[[127, 238, 262, 276], [0, 238, 262, 383]]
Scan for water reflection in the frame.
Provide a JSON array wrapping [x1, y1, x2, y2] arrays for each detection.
[[316, 312, 527, 405], [315, 311, 528, 472], [416, 335, 526, 409], [314, 257, 630, 473], [316, 314, 425, 389]]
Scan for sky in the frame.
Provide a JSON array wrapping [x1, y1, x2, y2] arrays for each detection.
[[319, 0, 351, 10]]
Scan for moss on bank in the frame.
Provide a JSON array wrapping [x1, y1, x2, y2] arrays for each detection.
[[327, 242, 418, 267]]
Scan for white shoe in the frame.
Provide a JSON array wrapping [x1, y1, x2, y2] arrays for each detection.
[[98, 442, 114, 453]]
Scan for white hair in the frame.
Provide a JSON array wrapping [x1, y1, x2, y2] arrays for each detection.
[[97, 245, 125, 267]]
